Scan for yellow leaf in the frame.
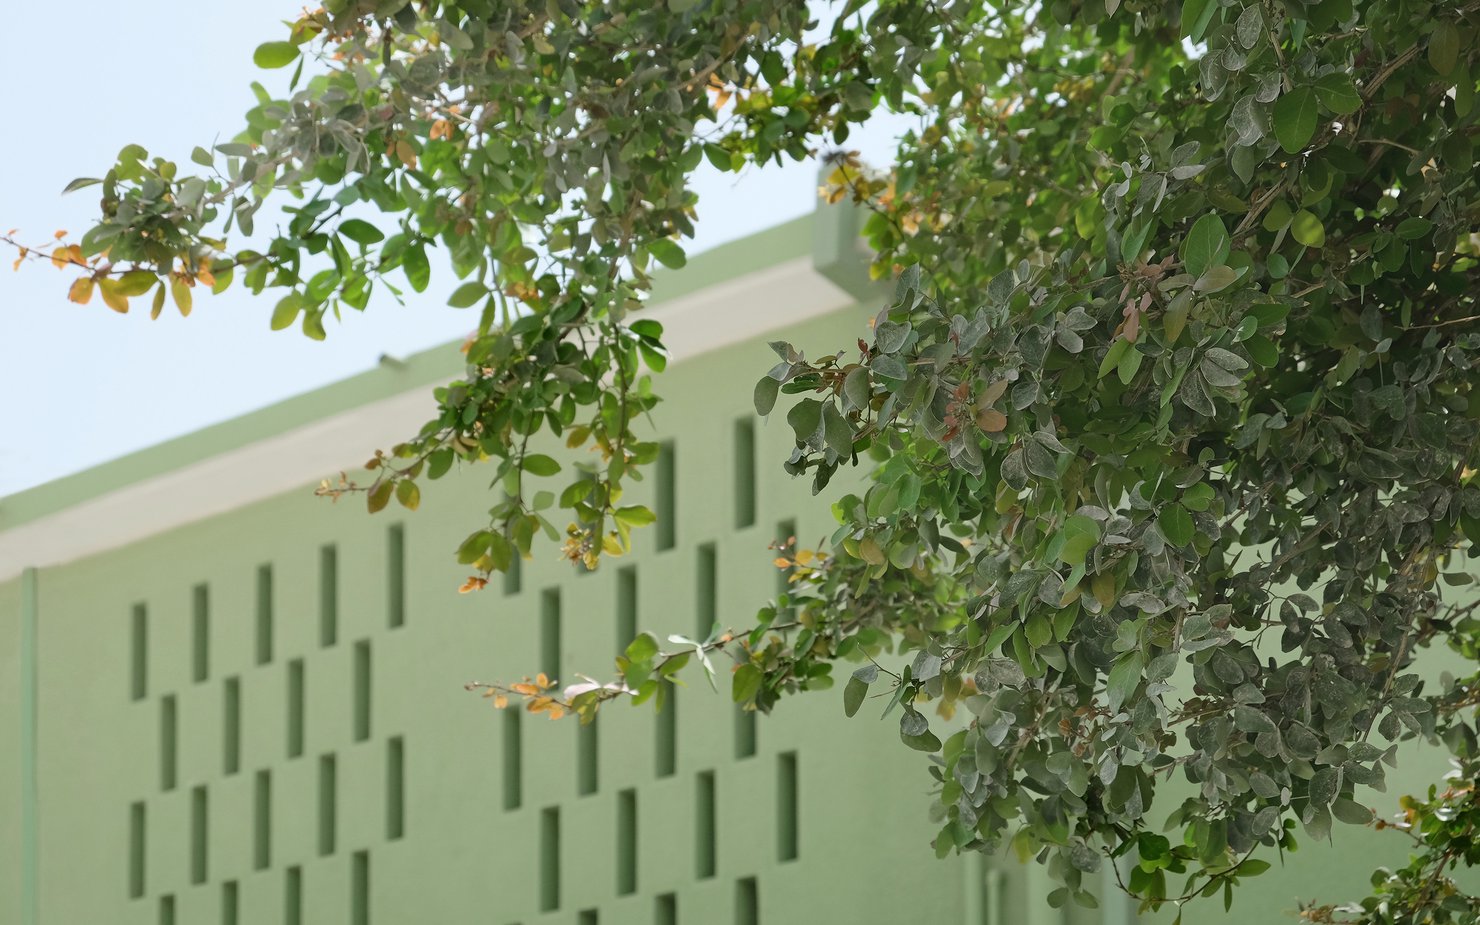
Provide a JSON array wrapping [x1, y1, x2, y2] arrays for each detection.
[[493, 694, 508, 709], [535, 672, 550, 688], [50, 247, 71, 269], [171, 277, 193, 317], [395, 138, 417, 169], [53, 229, 66, 240], [67, 277, 94, 305], [150, 285, 166, 319], [97, 278, 129, 313]]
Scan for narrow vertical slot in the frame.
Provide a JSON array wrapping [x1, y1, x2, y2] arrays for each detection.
[[131, 603, 148, 701], [656, 894, 677, 925], [734, 418, 756, 529], [616, 567, 637, 655], [285, 867, 303, 925], [222, 881, 239, 925], [320, 544, 339, 647], [578, 911, 598, 925], [354, 640, 372, 742], [387, 523, 406, 629], [656, 683, 677, 778], [656, 442, 676, 551], [696, 543, 717, 641], [223, 677, 241, 775], [190, 785, 208, 884], [696, 770, 717, 879], [777, 752, 798, 861], [128, 801, 146, 899], [160, 695, 177, 792], [984, 868, 1005, 925], [539, 807, 560, 912], [735, 877, 758, 925], [734, 708, 757, 760], [319, 753, 337, 856], [253, 770, 272, 870], [352, 850, 370, 925], [256, 564, 274, 665], [503, 554, 522, 596], [160, 895, 176, 925], [577, 718, 598, 796], [386, 736, 405, 840], [617, 789, 637, 896], [502, 709, 522, 810], [192, 583, 210, 683], [287, 659, 305, 758], [540, 589, 561, 682]]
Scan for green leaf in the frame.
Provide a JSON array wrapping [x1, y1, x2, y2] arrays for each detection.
[[1158, 503, 1195, 546], [270, 293, 304, 330], [822, 402, 854, 457], [402, 243, 430, 292], [614, 505, 657, 526], [1314, 74, 1361, 115], [1429, 22, 1459, 76], [253, 41, 300, 69], [625, 632, 660, 663], [338, 219, 385, 245], [843, 366, 872, 410], [62, 177, 102, 194], [787, 398, 824, 446], [367, 481, 394, 514], [843, 673, 870, 717], [1181, 214, 1230, 278], [1273, 87, 1319, 153], [522, 454, 561, 477], [754, 375, 780, 416], [1106, 652, 1144, 714], [648, 238, 687, 269], [448, 281, 488, 308], [1291, 209, 1327, 247], [1180, 0, 1217, 42], [733, 664, 763, 704]]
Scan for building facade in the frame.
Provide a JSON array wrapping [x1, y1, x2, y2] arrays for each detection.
[[0, 205, 1467, 924]]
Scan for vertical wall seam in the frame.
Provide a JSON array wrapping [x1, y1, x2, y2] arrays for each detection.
[[20, 566, 38, 925]]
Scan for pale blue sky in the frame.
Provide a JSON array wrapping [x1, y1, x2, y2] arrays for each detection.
[[0, 2, 905, 497]]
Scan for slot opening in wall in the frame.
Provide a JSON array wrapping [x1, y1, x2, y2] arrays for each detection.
[[778, 752, 798, 861], [287, 659, 305, 759], [656, 442, 676, 550], [254, 770, 271, 870], [320, 544, 339, 647], [128, 801, 145, 899], [222, 881, 239, 925], [696, 770, 716, 879], [131, 603, 147, 700], [354, 640, 372, 742], [616, 567, 637, 655], [578, 911, 598, 925], [539, 807, 560, 912], [256, 564, 274, 665], [735, 877, 758, 925], [502, 709, 522, 810], [734, 418, 756, 529], [656, 893, 677, 925], [192, 584, 210, 683], [541, 589, 561, 682], [577, 717, 598, 796], [387, 736, 405, 840], [224, 677, 241, 775], [160, 695, 177, 792], [735, 708, 757, 760], [160, 895, 176, 925], [319, 753, 337, 856], [352, 850, 369, 925], [617, 788, 637, 896], [285, 867, 303, 925], [190, 785, 208, 884], [656, 683, 677, 778], [388, 523, 406, 629], [696, 543, 717, 640]]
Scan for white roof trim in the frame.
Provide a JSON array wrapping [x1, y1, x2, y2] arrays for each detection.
[[0, 257, 855, 580]]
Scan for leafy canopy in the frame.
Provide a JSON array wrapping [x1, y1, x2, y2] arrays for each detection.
[[15, 0, 1480, 920]]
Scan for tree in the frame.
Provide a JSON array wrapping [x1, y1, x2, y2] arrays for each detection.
[[9, 0, 1480, 919]]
